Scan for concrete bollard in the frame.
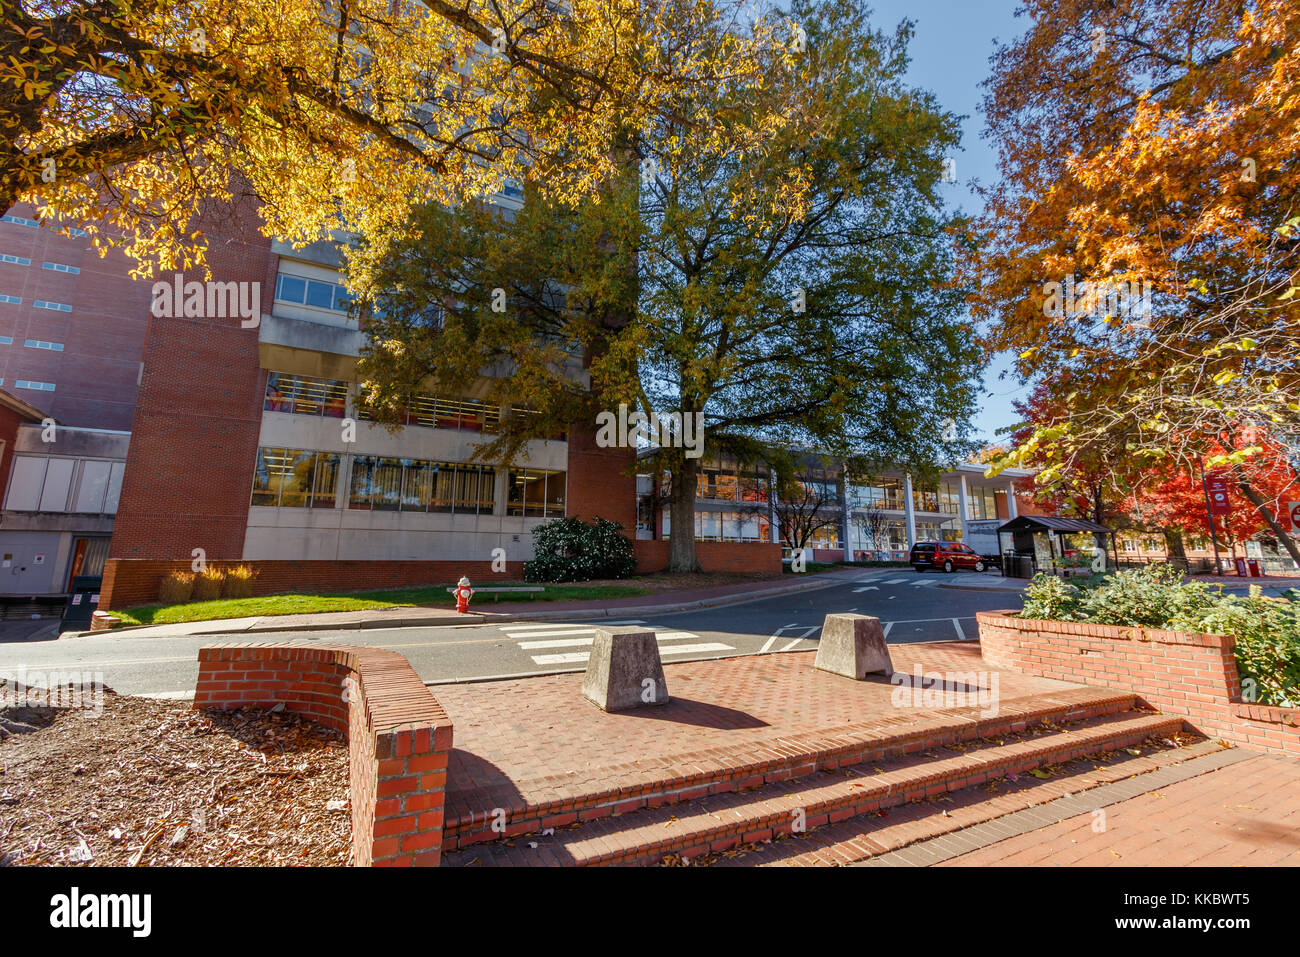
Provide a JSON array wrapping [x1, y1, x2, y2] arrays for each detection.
[[582, 627, 670, 712], [813, 613, 894, 680]]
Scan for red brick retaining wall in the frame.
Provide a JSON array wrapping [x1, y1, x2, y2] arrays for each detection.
[[98, 558, 527, 610], [633, 540, 783, 575], [193, 642, 454, 866], [977, 611, 1300, 757]]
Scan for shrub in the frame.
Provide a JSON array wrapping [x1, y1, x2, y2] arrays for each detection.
[[193, 566, 227, 601], [1019, 565, 1299, 707], [158, 571, 195, 604], [524, 517, 637, 583], [224, 564, 258, 598]]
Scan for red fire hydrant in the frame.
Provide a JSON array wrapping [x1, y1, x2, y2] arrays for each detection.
[[454, 576, 473, 614]]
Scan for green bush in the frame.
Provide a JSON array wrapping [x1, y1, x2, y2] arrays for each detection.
[[524, 517, 637, 583], [1019, 566, 1299, 707]]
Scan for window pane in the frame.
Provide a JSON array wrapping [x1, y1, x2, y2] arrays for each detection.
[[332, 285, 352, 313], [402, 460, 431, 511], [277, 449, 315, 507], [349, 456, 374, 509], [522, 470, 547, 516], [371, 458, 405, 511], [430, 463, 455, 512], [311, 453, 339, 508], [454, 467, 479, 512], [544, 470, 565, 515], [276, 275, 307, 304], [251, 448, 278, 506], [478, 468, 496, 514], [305, 280, 334, 309]]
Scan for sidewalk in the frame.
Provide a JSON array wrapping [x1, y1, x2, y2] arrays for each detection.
[[64, 567, 876, 640]]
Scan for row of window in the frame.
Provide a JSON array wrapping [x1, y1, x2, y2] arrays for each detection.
[[274, 273, 352, 315], [1, 214, 87, 236], [264, 371, 508, 433], [686, 470, 1001, 517], [251, 448, 567, 517], [0, 254, 80, 274], [0, 294, 72, 314]]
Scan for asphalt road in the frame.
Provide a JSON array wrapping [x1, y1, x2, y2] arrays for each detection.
[[0, 570, 1025, 697]]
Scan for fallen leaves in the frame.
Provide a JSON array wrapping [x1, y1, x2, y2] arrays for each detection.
[[0, 691, 350, 866]]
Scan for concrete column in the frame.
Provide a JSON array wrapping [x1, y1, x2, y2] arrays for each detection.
[[840, 462, 854, 562], [903, 474, 917, 546], [768, 469, 779, 544], [957, 473, 970, 542], [1007, 481, 1019, 519]]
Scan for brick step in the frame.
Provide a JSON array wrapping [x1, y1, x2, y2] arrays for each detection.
[[443, 687, 1138, 851], [443, 709, 1187, 866], [710, 737, 1229, 867]]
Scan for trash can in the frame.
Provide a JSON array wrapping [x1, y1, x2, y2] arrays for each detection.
[[1016, 555, 1035, 579], [59, 575, 103, 633]]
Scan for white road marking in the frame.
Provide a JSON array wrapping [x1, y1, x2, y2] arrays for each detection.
[[760, 623, 801, 653], [883, 621, 894, 638], [853, 586, 879, 592], [952, 618, 967, 640], [530, 641, 733, 666], [529, 652, 592, 665], [878, 578, 909, 585], [911, 579, 938, 587], [518, 631, 698, 650], [660, 642, 734, 656], [502, 627, 599, 638]]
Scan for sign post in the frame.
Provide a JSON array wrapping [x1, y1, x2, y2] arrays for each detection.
[[1199, 459, 1228, 575]]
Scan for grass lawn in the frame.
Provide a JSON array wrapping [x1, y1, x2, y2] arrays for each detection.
[[109, 582, 651, 627]]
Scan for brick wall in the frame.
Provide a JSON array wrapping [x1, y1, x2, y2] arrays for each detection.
[[565, 430, 637, 531], [193, 642, 453, 866], [0, 204, 151, 431], [977, 611, 1300, 757], [98, 557, 527, 610], [108, 198, 275, 561], [633, 540, 782, 575]]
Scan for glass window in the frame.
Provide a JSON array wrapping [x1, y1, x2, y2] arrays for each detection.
[[508, 469, 564, 517], [264, 372, 348, 417], [402, 460, 432, 511], [275, 275, 307, 304], [371, 457, 406, 511], [429, 462, 456, 512], [251, 447, 333, 508]]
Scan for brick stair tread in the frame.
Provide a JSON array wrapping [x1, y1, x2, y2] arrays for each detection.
[[443, 687, 1138, 845], [723, 737, 1230, 867], [444, 710, 1184, 867]]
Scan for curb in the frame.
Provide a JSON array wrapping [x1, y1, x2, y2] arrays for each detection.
[[66, 571, 857, 639]]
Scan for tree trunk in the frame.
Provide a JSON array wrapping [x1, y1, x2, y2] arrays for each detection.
[[1163, 527, 1187, 562], [668, 454, 702, 573], [1234, 473, 1300, 566]]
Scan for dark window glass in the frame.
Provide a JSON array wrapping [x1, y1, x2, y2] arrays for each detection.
[[276, 275, 306, 304]]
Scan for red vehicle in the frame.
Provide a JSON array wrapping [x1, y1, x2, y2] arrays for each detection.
[[909, 540, 987, 573]]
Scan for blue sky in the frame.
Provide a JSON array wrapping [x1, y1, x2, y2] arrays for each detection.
[[863, 0, 1031, 445]]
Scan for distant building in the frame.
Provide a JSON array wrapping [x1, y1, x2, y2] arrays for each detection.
[[0, 206, 150, 602]]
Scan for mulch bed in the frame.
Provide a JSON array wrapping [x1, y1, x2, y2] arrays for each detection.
[[0, 684, 351, 866]]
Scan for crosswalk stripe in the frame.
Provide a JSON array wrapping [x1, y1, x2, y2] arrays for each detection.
[[660, 642, 734, 655], [530, 641, 732, 666], [501, 627, 598, 638], [518, 632, 699, 650]]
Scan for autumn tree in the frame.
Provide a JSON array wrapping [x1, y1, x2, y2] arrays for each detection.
[[353, 0, 981, 572], [1, 0, 785, 273], [971, 0, 1300, 559]]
